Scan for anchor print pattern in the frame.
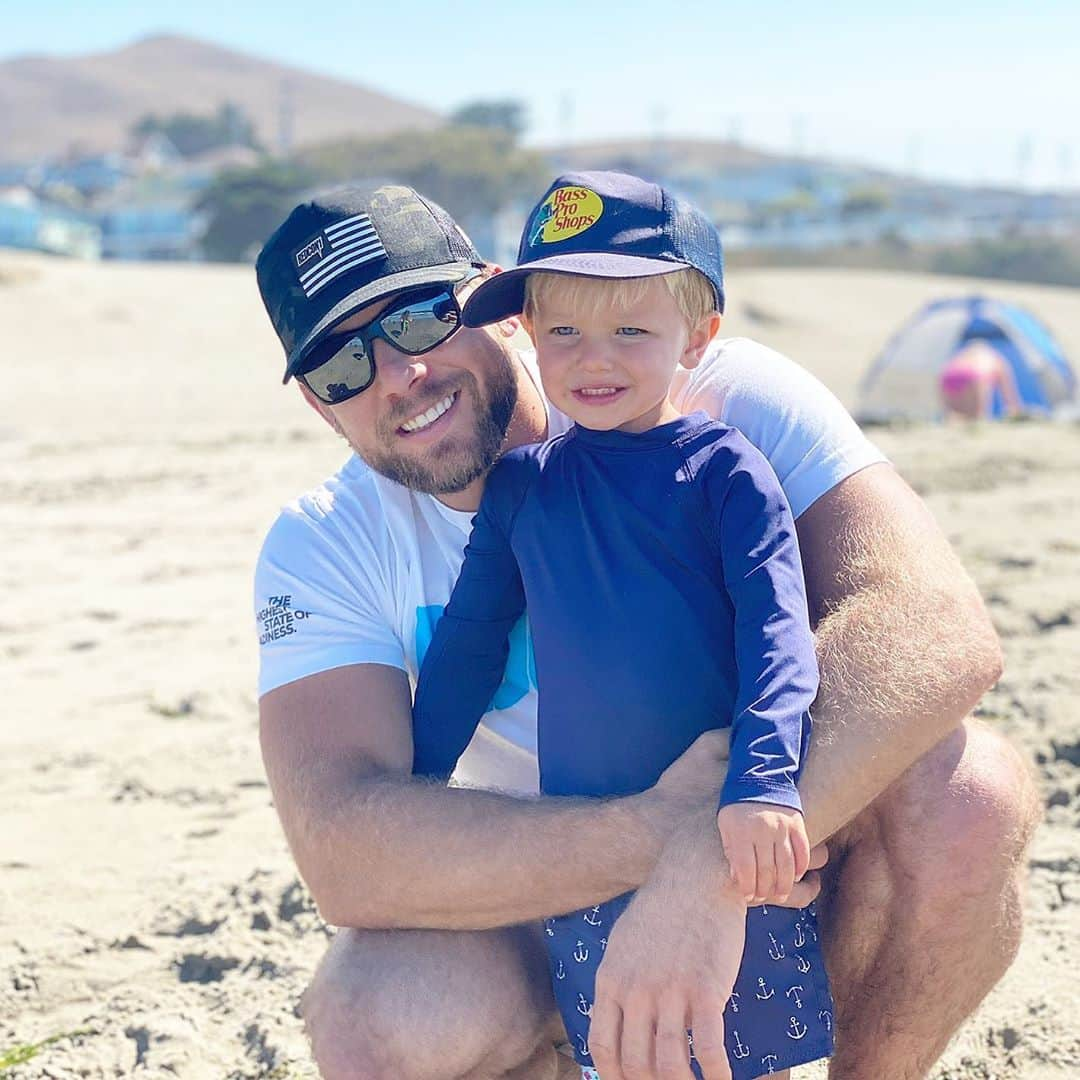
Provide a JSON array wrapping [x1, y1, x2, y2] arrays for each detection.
[[546, 894, 834, 1080], [768, 932, 785, 960], [731, 1030, 751, 1060]]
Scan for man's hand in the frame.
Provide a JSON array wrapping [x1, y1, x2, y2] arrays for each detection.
[[589, 822, 744, 1080], [716, 802, 810, 904], [587, 811, 827, 1080], [586, 810, 750, 1080]]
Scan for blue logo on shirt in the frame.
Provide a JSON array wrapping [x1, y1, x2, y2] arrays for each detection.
[[415, 605, 536, 711]]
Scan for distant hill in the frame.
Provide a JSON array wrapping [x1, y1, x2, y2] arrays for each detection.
[[0, 34, 441, 162], [545, 137, 797, 173], [544, 137, 942, 196]]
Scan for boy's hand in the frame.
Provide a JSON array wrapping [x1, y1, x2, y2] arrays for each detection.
[[715, 802, 810, 904]]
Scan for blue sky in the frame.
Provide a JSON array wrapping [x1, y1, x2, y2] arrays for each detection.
[[3, 1, 1078, 190]]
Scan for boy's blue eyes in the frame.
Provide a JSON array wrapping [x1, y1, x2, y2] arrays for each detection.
[[549, 326, 646, 336]]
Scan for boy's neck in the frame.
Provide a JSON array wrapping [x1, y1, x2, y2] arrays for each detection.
[[612, 396, 682, 435]]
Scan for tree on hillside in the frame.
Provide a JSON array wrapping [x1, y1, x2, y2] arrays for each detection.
[[448, 100, 528, 141], [132, 102, 262, 158], [298, 125, 549, 226], [195, 123, 548, 262], [840, 185, 891, 217], [196, 160, 316, 262]]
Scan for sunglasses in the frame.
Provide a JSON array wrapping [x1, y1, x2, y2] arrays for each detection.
[[298, 280, 472, 405]]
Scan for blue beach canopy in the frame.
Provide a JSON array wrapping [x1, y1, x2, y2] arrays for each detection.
[[857, 296, 1076, 422]]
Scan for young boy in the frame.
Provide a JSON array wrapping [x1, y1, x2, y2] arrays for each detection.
[[412, 171, 832, 1080]]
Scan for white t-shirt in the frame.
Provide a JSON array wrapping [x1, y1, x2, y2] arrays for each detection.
[[254, 338, 886, 793]]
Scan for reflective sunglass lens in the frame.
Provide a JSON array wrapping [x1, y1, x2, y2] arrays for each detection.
[[379, 291, 460, 354], [304, 336, 374, 403]]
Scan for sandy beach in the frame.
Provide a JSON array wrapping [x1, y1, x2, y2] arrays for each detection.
[[1, 250, 1078, 1078]]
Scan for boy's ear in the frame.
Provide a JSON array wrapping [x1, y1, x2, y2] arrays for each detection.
[[682, 313, 722, 370]]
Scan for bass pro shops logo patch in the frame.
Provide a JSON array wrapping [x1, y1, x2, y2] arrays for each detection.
[[528, 186, 603, 246]]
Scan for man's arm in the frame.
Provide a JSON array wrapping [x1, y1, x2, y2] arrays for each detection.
[[259, 662, 734, 929], [606, 461, 1001, 914], [795, 461, 1003, 843]]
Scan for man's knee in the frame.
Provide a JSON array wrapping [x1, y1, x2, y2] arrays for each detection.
[[301, 925, 558, 1080], [868, 721, 1039, 907]]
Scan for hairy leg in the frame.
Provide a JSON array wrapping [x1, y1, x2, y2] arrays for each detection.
[[302, 921, 570, 1080], [817, 720, 1040, 1079]]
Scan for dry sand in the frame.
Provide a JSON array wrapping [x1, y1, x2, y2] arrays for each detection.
[[1, 251, 1077, 1078]]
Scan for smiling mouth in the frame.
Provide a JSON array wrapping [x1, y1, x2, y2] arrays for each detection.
[[572, 386, 627, 401], [399, 392, 458, 434]]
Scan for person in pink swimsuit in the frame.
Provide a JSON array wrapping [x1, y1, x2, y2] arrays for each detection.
[[939, 339, 1023, 419]]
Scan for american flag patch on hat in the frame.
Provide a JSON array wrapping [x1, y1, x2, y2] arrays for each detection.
[[295, 213, 387, 298]]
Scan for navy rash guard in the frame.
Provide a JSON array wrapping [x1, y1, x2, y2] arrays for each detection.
[[412, 411, 818, 810]]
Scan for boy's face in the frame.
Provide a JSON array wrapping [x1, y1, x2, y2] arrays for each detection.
[[524, 276, 717, 434]]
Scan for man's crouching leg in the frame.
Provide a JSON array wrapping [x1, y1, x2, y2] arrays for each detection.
[[301, 922, 573, 1080], [818, 720, 1041, 1079]]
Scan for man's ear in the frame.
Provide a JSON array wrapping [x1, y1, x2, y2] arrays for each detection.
[[494, 315, 521, 338], [518, 312, 538, 346], [297, 381, 344, 436], [682, 313, 723, 370]]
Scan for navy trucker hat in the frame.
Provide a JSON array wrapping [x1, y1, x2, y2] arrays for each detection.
[[461, 170, 724, 327], [256, 183, 485, 383]]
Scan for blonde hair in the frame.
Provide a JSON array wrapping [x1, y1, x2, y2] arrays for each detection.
[[523, 267, 717, 328]]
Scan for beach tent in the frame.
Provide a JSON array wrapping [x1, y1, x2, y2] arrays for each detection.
[[856, 296, 1077, 422]]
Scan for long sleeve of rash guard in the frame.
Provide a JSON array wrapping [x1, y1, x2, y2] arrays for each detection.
[[411, 459, 530, 780], [708, 437, 819, 813]]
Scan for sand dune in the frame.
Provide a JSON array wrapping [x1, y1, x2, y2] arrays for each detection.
[[1, 251, 1077, 1077]]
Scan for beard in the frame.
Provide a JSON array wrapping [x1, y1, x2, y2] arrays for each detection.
[[359, 357, 518, 496]]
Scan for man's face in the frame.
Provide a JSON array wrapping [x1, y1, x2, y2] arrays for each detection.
[[302, 280, 518, 496]]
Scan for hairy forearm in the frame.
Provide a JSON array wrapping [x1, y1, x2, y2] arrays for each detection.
[[263, 668, 728, 933], [301, 776, 666, 930], [796, 471, 1003, 844]]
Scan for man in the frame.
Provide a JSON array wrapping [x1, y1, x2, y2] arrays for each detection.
[[254, 181, 1038, 1080]]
